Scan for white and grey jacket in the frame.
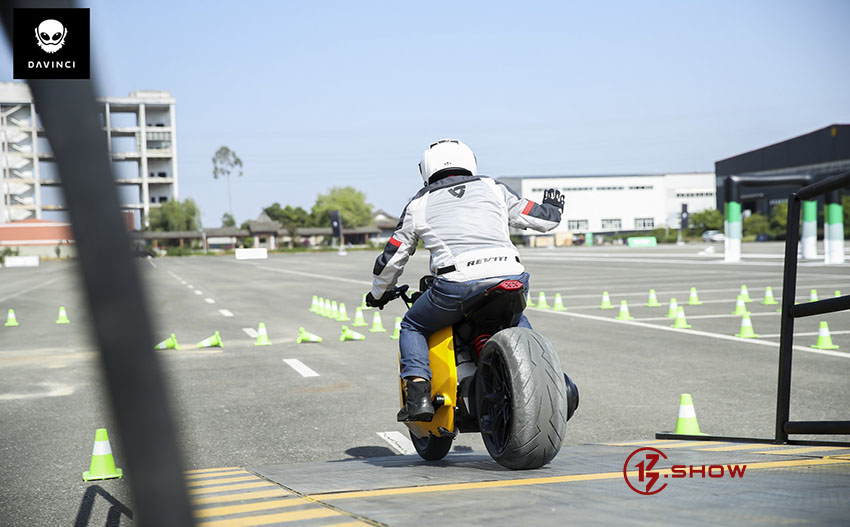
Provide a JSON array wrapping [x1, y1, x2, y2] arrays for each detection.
[[371, 175, 561, 297]]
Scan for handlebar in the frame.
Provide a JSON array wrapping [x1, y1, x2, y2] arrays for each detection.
[[389, 284, 413, 307]]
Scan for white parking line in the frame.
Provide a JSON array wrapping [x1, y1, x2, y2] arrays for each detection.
[[529, 307, 850, 360], [760, 330, 850, 339], [187, 284, 194, 289], [205, 298, 215, 304], [219, 309, 234, 317], [0, 278, 58, 303], [377, 431, 416, 455], [242, 327, 258, 338], [194, 290, 203, 295], [148, 258, 157, 268], [636, 312, 779, 322], [168, 271, 179, 279], [283, 359, 319, 377]]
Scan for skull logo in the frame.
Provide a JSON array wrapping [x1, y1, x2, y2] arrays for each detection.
[[35, 19, 67, 53]]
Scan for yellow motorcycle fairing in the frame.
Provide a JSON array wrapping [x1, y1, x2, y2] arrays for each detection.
[[403, 325, 457, 439]]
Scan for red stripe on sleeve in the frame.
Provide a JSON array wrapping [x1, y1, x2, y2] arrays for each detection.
[[521, 201, 535, 215], [388, 236, 402, 247]]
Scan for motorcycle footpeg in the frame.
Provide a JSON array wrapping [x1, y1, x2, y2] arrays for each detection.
[[396, 408, 434, 423]]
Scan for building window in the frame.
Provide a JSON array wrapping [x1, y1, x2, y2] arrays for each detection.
[[158, 172, 167, 178], [596, 186, 624, 191], [150, 196, 157, 203], [567, 219, 588, 230], [628, 185, 654, 190], [635, 217, 654, 229], [158, 196, 167, 203], [675, 190, 715, 198], [601, 218, 622, 230]]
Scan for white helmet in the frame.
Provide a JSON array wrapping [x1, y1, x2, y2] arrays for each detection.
[[418, 139, 478, 185]]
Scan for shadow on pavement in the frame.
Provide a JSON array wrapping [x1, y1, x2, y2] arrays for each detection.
[[74, 485, 133, 527]]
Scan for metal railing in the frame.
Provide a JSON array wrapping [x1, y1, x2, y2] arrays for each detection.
[[658, 170, 850, 446], [775, 171, 850, 442]]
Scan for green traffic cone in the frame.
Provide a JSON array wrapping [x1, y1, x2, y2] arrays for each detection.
[[390, 316, 402, 340], [735, 313, 759, 338], [361, 293, 371, 310], [740, 285, 752, 302], [296, 327, 322, 344], [197, 331, 223, 348], [5, 308, 19, 327], [309, 295, 319, 313], [647, 289, 661, 307], [537, 292, 550, 309], [154, 333, 179, 350], [254, 323, 271, 346], [324, 299, 332, 317], [835, 290, 842, 297], [674, 394, 705, 435], [352, 307, 367, 327], [688, 287, 702, 306], [672, 307, 691, 329], [616, 300, 634, 321], [330, 301, 339, 319], [552, 293, 567, 311], [340, 325, 366, 342], [56, 306, 70, 324], [811, 321, 839, 350], [316, 297, 326, 316], [809, 289, 819, 302], [337, 303, 351, 321], [82, 428, 123, 481], [600, 291, 614, 309], [370, 311, 386, 332], [733, 295, 749, 316], [526, 291, 535, 307], [666, 298, 678, 319], [761, 287, 778, 305]]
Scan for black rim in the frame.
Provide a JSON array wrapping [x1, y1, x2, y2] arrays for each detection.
[[478, 349, 512, 455]]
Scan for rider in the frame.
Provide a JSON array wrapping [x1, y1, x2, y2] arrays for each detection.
[[366, 139, 564, 422]]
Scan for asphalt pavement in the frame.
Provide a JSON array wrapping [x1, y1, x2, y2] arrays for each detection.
[[0, 242, 848, 526]]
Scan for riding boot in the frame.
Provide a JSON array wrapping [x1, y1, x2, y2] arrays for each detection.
[[397, 379, 434, 422]]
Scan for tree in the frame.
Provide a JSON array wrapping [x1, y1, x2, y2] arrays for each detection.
[[148, 199, 200, 232], [264, 203, 312, 248], [743, 212, 770, 237], [311, 187, 373, 228], [687, 209, 723, 236], [221, 212, 236, 227], [769, 202, 788, 239], [844, 195, 850, 238], [212, 146, 243, 218]]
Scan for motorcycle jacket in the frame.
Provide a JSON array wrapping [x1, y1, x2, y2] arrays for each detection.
[[371, 174, 562, 298]]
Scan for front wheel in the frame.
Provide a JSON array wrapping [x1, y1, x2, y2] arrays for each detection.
[[476, 327, 568, 469], [409, 432, 453, 461]]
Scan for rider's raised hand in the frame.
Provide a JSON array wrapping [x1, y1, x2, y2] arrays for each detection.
[[542, 188, 565, 213]]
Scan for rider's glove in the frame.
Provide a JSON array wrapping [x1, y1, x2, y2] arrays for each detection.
[[366, 291, 393, 310], [542, 188, 565, 213]]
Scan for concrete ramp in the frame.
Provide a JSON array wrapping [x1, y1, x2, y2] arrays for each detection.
[[187, 440, 850, 526]]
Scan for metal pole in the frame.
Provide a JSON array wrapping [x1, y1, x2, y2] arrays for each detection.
[[775, 195, 801, 444]]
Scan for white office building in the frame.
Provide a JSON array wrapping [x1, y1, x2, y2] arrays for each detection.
[[498, 173, 715, 241], [0, 82, 178, 228]]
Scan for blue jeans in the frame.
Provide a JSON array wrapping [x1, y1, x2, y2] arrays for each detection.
[[399, 272, 532, 380]]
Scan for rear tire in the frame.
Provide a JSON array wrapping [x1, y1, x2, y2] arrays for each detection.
[[409, 432, 453, 461], [476, 327, 568, 469]]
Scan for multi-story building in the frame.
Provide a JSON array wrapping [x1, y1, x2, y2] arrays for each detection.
[[0, 82, 178, 228], [498, 172, 716, 243]]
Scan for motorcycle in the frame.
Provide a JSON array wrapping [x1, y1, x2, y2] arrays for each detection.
[[386, 276, 579, 470]]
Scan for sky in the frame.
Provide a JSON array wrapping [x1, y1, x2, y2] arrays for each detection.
[[2, 0, 849, 227]]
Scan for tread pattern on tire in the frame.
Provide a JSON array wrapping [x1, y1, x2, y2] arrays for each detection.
[[478, 327, 568, 469]]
